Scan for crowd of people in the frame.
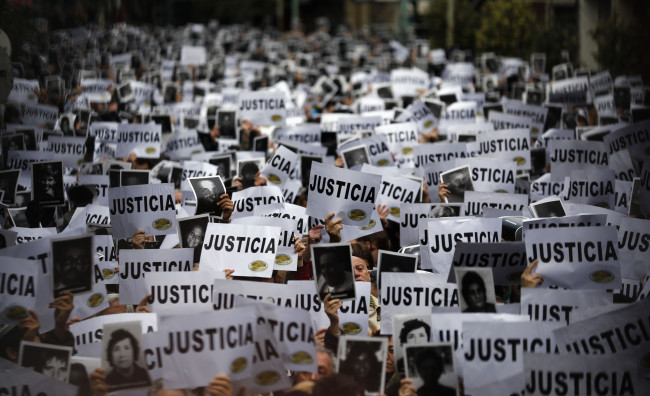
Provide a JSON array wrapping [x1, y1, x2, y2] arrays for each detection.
[[0, 14, 648, 396]]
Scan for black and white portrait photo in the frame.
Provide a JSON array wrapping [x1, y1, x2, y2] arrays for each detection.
[[209, 154, 232, 181], [19, 341, 73, 383], [341, 144, 370, 169], [312, 243, 355, 301], [237, 158, 264, 189], [102, 321, 151, 392], [178, 213, 210, 263], [393, 314, 432, 375], [16, 128, 37, 151], [440, 165, 474, 203], [169, 166, 183, 190], [253, 135, 268, 152], [530, 197, 567, 218], [120, 170, 150, 187], [58, 114, 74, 136], [377, 250, 417, 290], [189, 176, 226, 217], [0, 169, 20, 205], [51, 234, 93, 298], [404, 343, 459, 396], [455, 268, 497, 313], [336, 337, 387, 395], [31, 161, 65, 206], [429, 204, 462, 218], [218, 110, 237, 139], [3, 134, 25, 160]]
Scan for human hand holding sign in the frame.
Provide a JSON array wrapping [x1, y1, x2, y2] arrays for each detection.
[[324, 293, 342, 337], [521, 259, 544, 288], [325, 212, 343, 243]]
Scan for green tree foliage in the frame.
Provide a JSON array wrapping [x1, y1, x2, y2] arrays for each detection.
[[475, 0, 535, 58], [424, 0, 479, 50], [591, 15, 650, 80]]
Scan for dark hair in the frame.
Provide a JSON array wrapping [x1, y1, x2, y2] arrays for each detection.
[[461, 271, 486, 301], [32, 347, 69, 373], [351, 243, 372, 269], [398, 319, 431, 345], [106, 329, 139, 367], [312, 373, 362, 396], [413, 348, 444, 373]]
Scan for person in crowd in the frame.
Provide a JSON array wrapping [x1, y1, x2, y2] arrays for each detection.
[[104, 329, 151, 389]]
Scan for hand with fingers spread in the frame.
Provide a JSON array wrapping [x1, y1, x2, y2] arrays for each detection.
[[438, 182, 451, 203], [323, 293, 342, 336], [324, 212, 343, 243], [522, 259, 544, 288], [217, 193, 234, 222], [377, 204, 390, 228]]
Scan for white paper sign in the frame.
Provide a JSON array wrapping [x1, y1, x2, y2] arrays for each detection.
[[118, 248, 194, 304], [238, 90, 288, 127], [462, 191, 528, 216], [259, 145, 298, 187], [232, 186, 285, 219], [108, 183, 177, 238], [200, 223, 279, 278], [617, 217, 650, 280], [475, 128, 531, 171], [400, 203, 431, 247], [525, 226, 621, 290], [70, 312, 158, 348], [521, 288, 612, 325], [390, 68, 429, 97], [0, 257, 39, 324], [305, 162, 381, 227], [145, 272, 224, 315], [459, 157, 517, 193], [115, 123, 162, 159]]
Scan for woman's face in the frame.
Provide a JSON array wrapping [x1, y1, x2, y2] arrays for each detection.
[[406, 327, 428, 345], [111, 338, 134, 370], [42, 356, 68, 382]]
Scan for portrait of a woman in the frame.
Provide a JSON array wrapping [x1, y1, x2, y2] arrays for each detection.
[[105, 329, 151, 391]]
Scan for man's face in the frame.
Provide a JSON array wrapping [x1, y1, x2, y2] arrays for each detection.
[[353, 257, 370, 282], [466, 282, 486, 310], [186, 225, 204, 248], [60, 246, 89, 283], [40, 174, 56, 191], [42, 356, 68, 382], [310, 350, 333, 381], [321, 254, 345, 287], [198, 180, 217, 201], [406, 327, 428, 345]]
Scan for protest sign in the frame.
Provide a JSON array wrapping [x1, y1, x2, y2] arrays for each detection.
[[380, 272, 459, 335], [413, 142, 472, 168], [425, 217, 502, 275], [503, 99, 548, 136], [521, 288, 612, 325], [238, 90, 287, 127], [70, 312, 158, 348], [22, 102, 58, 126], [459, 157, 517, 194], [165, 131, 204, 160], [617, 217, 650, 279], [522, 214, 607, 240], [548, 76, 591, 105], [390, 68, 429, 97], [566, 168, 616, 209], [0, 257, 38, 324], [12, 226, 57, 244], [78, 175, 110, 206], [337, 337, 388, 395], [376, 174, 421, 221], [51, 233, 93, 298], [475, 128, 531, 171], [259, 145, 298, 187], [6, 150, 54, 188], [275, 123, 321, 145], [232, 216, 299, 271], [603, 119, 650, 167], [462, 191, 528, 216], [43, 136, 86, 167], [145, 271, 226, 315], [335, 115, 382, 136], [548, 139, 609, 179], [489, 111, 534, 132], [232, 186, 285, 219], [463, 321, 563, 390], [305, 162, 380, 227], [440, 101, 477, 125], [525, 226, 621, 290], [180, 45, 207, 65], [114, 123, 162, 159], [118, 248, 193, 304], [152, 307, 258, 389], [400, 203, 431, 247], [0, 359, 78, 396], [108, 182, 177, 239], [523, 352, 644, 396], [449, 242, 528, 285], [200, 222, 279, 278]]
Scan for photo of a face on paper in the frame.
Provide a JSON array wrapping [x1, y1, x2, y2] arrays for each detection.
[[51, 234, 94, 298], [455, 267, 497, 313], [312, 243, 355, 302], [189, 176, 225, 217], [178, 214, 209, 263], [336, 337, 387, 395], [530, 198, 567, 218], [102, 321, 151, 393], [31, 161, 65, 207], [404, 343, 459, 396], [19, 341, 72, 383], [341, 145, 370, 169], [440, 165, 474, 203]]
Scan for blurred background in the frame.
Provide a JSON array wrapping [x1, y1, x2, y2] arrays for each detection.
[[1, 0, 648, 80]]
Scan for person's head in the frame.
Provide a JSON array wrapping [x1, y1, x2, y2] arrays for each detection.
[[293, 346, 335, 384], [399, 319, 430, 346], [185, 224, 204, 248], [0, 325, 26, 362], [107, 329, 139, 371], [414, 349, 445, 386], [430, 205, 455, 218], [312, 373, 363, 396], [351, 243, 373, 269], [449, 172, 470, 192], [352, 256, 370, 282], [346, 342, 378, 378], [357, 232, 390, 267], [39, 165, 58, 192], [197, 179, 218, 202], [461, 271, 487, 311], [319, 252, 346, 287], [58, 243, 90, 284], [35, 349, 69, 382], [241, 162, 259, 180]]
